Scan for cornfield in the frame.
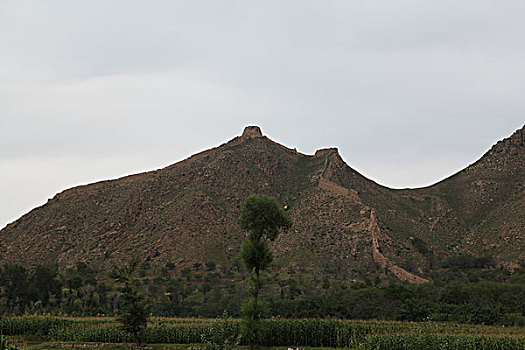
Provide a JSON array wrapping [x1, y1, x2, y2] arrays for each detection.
[[1, 316, 524, 349]]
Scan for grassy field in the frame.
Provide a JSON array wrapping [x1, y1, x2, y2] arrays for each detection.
[[2, 316, 525, 349]]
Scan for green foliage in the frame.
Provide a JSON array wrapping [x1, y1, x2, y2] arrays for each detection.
[[443, 254, 495, 269], [112, 259, 149, 344], [239, 239, 272, 272], [1, 264, 29, 312], [50, 324, 132, 343], [117, 285, 149, 342], [239, 195, 292, 242], [411, 237, 429, 255], [66, 276, 83, 290], [3, 316, 525, 348], [205, 261, 216, 271], [239, 194, 291, 347], [357, 335, 525, 350], [1, 260, 525, 326], [0, 317, 73, 338], [201, 312, 241, 350], [503, 313, 525, 327], [0, 336, 21, 350], [239, 194, 291, 277], [241, 298, 268, 321]]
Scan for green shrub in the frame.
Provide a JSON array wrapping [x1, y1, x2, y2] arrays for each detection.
[[503, 313, 525, 327], [201, 312, 240, 350]]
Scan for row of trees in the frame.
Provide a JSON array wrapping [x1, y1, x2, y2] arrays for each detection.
[[3, 259, 524, 323], [0, 261, 114, 315], [1, 263, 62, 313]]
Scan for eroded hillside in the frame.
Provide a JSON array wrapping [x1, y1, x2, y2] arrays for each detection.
[[1, 125, 523, 283]]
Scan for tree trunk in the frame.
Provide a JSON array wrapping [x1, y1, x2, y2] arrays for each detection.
[[253, 267, 260, 320]]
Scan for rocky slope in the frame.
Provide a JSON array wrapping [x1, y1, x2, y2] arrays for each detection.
[[1, 125, 523, 282]]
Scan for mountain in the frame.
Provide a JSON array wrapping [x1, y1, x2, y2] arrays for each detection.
[[1, 125, 523, 283]]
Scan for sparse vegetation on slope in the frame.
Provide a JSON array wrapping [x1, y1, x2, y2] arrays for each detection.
[[0, 125, 523, 301]]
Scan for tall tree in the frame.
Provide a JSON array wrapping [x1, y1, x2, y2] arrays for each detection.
[[112, 259, 149, 344], [239, 194, 291, 325], [31, 263, 60, 308], [1, 263, 29, 313]]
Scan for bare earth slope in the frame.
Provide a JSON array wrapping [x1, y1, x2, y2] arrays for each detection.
[[1, 125, 523, 282]]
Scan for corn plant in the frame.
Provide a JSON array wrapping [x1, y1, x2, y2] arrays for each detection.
[[0, 336, 21, 350], [201, 312, 241, 350]]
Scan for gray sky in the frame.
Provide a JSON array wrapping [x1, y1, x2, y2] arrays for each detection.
[[1, 0, 524, 229]]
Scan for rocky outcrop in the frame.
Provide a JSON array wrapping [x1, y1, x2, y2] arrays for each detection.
[[241, 125, 263, 139], [315, 148, 338, 157]]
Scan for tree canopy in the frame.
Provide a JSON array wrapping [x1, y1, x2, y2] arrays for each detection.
[[239, 194, 292, 242]]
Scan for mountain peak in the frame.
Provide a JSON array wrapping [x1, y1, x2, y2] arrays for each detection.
[[505, 124, 525, 148], [241, 125, 263, 139], [484, 124, 525, 159]]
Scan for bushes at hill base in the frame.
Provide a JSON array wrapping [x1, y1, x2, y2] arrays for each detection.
[[267, 280, 525, 325], [3, 261, 525, 327]]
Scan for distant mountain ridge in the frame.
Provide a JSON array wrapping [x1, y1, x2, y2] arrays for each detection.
[[1, 125, 523, 283]]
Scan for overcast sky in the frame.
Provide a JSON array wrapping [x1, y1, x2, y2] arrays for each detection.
[[1, 1, 524, 229]]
